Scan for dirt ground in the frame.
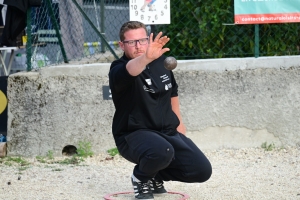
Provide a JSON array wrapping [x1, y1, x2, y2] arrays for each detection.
[[0, 147, 299, 200]]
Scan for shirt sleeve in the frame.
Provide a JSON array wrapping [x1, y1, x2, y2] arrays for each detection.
[[170, 70, 178, 97]]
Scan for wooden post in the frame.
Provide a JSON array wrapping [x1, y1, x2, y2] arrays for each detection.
[[0, 142, 7, 157]]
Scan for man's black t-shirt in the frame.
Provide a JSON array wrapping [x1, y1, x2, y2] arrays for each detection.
[[109, 54, 180, 146]]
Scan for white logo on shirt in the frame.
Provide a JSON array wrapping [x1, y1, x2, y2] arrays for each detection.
[[143, 85, 155, 93], [160, 74, 170, 82], [165, 83, 172, 90], [145, 79, 152, 85]]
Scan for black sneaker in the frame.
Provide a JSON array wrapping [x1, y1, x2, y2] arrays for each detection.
[[149, 178, 167, 194], [131, 176, 154, 200]]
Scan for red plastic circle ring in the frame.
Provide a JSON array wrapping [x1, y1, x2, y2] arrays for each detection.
[[104, 191, 189, 200]]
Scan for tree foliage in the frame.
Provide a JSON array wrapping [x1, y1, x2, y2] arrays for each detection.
[[157, 0, 300, 59]]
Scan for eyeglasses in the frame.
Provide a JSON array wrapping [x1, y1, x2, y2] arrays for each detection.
[[122, 38, 149, 46]]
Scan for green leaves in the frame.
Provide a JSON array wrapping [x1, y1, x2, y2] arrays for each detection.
[[77, 140, 94, 158], [107, 147, 119, 156], [158, 0, 299, 58]]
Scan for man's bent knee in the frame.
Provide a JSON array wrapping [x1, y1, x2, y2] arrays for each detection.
[[184, 163, 212, 183], [140, 146, 174, 174]]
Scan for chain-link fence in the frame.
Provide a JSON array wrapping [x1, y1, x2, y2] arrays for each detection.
[[26, 0, 129, 70], [157, 0, 300, 59], [26, 0, 300, 69]]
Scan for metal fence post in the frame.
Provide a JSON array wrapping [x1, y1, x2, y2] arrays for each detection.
[[26, 7, 32, 71], [150, 25, 157, 37], [45, 0, 69, 63], [100, 0, 105, 53], [71, 0, 118, 60], [254, 24, 259, 58]]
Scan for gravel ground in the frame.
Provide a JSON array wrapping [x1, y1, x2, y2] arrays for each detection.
[[0, 147, 299, 200]]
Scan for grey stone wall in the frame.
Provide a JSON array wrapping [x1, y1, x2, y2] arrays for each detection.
[[6, 56, 300, 157], [7, 64, 115, 157]]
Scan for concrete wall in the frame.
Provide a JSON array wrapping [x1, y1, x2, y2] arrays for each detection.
[[7, 56, 300, 157]]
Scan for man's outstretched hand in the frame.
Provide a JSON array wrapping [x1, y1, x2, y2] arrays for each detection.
[[145, 32, 170, 60]]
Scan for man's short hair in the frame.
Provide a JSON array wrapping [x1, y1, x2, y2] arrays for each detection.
[[119, 21, 147, 41]]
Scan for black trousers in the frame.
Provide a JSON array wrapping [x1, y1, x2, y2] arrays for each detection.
[[118, 130, 212, 183]]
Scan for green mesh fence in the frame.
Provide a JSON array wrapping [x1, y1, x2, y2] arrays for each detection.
[[157, 0, 300, 59], [26, 0, 129, 70], [26, 0, 300, 69]]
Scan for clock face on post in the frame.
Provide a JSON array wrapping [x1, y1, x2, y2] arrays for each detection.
[[129, 0, 171, 25]]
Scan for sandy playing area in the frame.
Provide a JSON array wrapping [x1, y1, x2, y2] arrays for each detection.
[[0, 147, 299, 200]]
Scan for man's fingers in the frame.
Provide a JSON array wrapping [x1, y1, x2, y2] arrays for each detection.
[[160, 36, 170, 45], [161, 48, 170, 54], [149, 33, 154, 44], [150, 31, 170, 46], [147, 32, 170, 58], [154, 31, 163, 42]]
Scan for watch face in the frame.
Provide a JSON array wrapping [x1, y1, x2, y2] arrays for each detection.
[[129, 0, 170, 25]]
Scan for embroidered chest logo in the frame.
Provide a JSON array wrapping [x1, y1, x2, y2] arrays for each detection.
[[160, 74, 170, 83], [143, 85, 155, 93], [160, 74, 172, 90], [145, 79, 152, 85], [165, 83, 172, 90]]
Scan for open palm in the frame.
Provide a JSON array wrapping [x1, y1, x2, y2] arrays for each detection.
[[146, 32, 170, 60]]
